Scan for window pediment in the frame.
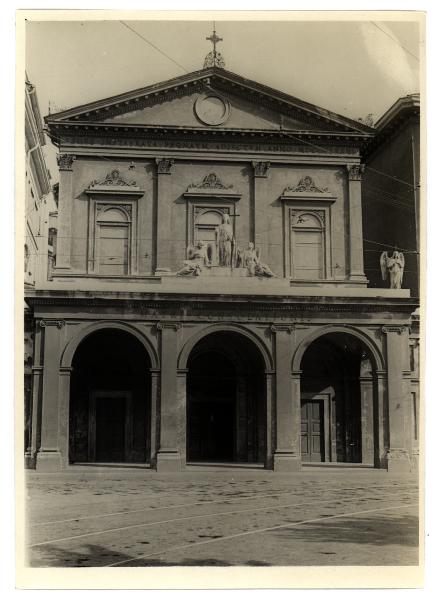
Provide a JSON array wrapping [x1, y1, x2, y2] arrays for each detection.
[[184, 173, 241, 200], [85, 169, 143, 195], [280, 176, 336, 203]]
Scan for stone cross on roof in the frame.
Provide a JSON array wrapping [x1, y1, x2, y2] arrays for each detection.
[[203, 24, 226, 69]]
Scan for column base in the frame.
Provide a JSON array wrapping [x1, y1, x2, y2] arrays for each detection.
[[52, 265, 72, 275], [273, 452, 301, 472], [348, 273, 368, 285], [35, 450, 63, 472], [387, 449, 411, 473], [156, 451, 182, 472], [154, 267, 173, 277], [24, 451, 35, 469]]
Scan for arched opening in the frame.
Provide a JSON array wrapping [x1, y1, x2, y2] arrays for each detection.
[[186, 331, 266, 464], [69, 328, 151, 464], [300, 332, 377, 465]]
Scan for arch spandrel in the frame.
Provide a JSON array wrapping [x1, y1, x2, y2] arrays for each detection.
[[292, 325, 385, 373], [60, 320, 159, 370], [178, 323, 273, 371]]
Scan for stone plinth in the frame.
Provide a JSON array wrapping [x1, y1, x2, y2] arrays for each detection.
[[199, 266, 248, 277]]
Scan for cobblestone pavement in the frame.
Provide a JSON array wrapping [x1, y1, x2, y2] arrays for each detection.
[[25, 466, 419, 567]]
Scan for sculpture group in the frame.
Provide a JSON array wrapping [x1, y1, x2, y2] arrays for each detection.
[[177, 213, 276, 277]]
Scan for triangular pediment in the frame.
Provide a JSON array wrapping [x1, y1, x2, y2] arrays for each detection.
[[45, 67, 374, 137]]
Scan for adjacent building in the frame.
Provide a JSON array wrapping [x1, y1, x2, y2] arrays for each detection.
[[24, 76, 57, 466], [24, 53, 420, 473]]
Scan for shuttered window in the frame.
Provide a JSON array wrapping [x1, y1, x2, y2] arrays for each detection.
[[291, 212, 325, 280], [97, 207, 130, 275]]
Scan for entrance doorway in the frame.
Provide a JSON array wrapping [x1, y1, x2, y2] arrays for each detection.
[[300, 332, 376, 464], [301, 398, 324, 462], [70, 328, 151, 464], [186, 331, 266, 464]]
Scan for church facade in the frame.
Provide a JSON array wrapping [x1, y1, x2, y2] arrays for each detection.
[[25, 61, 419, 473]]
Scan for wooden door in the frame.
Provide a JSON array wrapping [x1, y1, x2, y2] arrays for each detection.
[[188, 401, 234, 461], [293, 230, 324, 279], [301, 399, 324, 462], [88, 392, 132, 462]]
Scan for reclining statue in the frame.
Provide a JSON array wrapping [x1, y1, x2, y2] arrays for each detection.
[[239, 242, 276, 277], [177, 241, 211, 276]]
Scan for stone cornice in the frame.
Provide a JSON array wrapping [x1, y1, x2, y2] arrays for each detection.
[[25, 293, 418, 316], [47, 121, 372, 151]]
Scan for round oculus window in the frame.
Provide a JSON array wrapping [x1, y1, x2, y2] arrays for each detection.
[[194, 95, 230, 126]]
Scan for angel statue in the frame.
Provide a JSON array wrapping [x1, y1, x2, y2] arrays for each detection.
[[177, 241, 211, 276], [242, 242, 276, 278], [380, 251, 405, 289]]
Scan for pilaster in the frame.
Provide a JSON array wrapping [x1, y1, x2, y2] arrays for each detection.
[[360, 375, 375, 464], [383, 326, 412, 472], [35, 319, 65, 471], [155, 158, 175, 275], [58, 366, 73, 469], [156, 321, 182, 471], [149, 369, 160, 468], [265, 370, 275, 469], [54, 154, 76, 271], [252, 161, 270, 247], [346, 164, 367, 283], [271, 325, 301, 471]]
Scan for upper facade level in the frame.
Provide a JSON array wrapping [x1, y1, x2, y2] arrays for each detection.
[[41, 67, 410, 298]]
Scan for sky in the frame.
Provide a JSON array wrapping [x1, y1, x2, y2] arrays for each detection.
[[25, 18, 421, 182]]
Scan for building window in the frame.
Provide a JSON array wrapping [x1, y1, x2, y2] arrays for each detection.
[[95, 206, 131, 275], [291, 211, 325, 279]]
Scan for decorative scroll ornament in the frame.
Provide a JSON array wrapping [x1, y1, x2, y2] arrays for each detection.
[[283, 176, 329, 194], [203, 51, 226, 69], [89, 169, 137, 187], [189, 173, 233, 190], [347, 164, 365, 181], [57, 154, 76, 171]]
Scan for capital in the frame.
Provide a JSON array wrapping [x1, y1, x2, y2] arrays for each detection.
[[57, 154, 76, 171], [271, 324, 294, 334], [346, 163, 365, 181], [156, 158, 175, 175], [252, 161, 270, 178], [381, 325, 407, 335], [39, 319, 65, 329], [157, 321, 181, 331]]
